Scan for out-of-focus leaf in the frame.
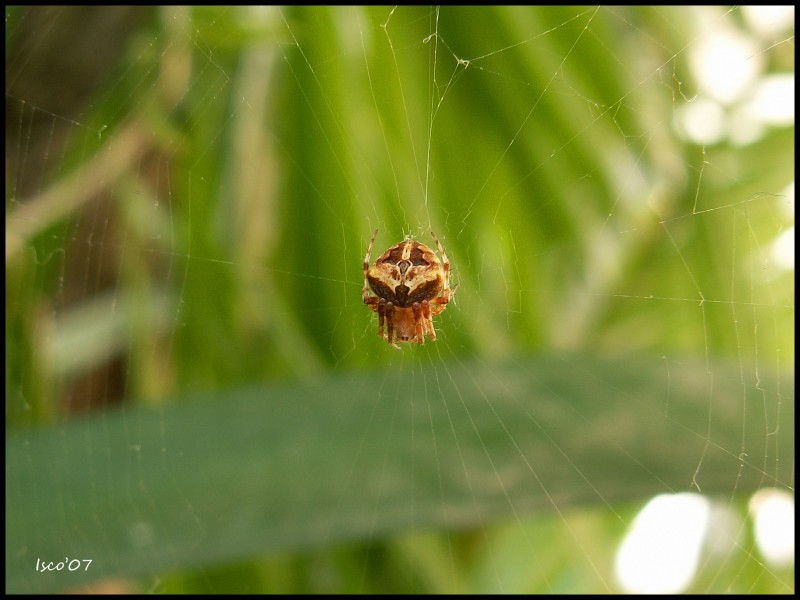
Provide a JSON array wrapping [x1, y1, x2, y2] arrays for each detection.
[[7, 354, 792, 593]]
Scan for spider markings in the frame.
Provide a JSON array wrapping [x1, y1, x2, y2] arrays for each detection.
[[362, 229, 458, 348]]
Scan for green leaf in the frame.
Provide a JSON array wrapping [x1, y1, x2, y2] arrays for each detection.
[[7, 354, 792, 593]]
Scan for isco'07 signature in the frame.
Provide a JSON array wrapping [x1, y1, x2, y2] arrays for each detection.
[[36, 558, 92, 573]]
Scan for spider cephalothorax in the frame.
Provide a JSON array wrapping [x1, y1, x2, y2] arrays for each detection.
[[362, 230, 457, 348]]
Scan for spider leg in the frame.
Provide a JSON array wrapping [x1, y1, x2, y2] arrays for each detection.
[[412, 302, 425, 343], [431, 282, 458, 307], [363, 229, 379, 304], [376, 299, 387, 339], [422, 300, 437, 340], [430, 231, 453, 294], [385, 302, 400, 349]]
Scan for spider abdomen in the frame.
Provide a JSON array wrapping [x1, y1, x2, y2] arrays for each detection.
[[363, 232, 456, 347]]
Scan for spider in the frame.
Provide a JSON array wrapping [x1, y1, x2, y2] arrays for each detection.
[[363, 229, 457, 348]]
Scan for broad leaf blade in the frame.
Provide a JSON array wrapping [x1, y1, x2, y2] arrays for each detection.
[[7, 354, 792, 593]]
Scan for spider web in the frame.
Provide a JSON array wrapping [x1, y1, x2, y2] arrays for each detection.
[[5, 5, 794, 594]]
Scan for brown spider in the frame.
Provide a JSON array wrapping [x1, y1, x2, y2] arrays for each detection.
[[362, 229, 457, 348]]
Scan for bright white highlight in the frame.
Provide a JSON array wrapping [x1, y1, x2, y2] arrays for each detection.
[[771, 182, 795, 272], [742, 6, 796, 37], [676, 10, 793, 146], [690, 28, 761, 105], [674, 97, 726, 145], [771, 227, 795, 271], [746, 74, 795, 126], [614, 493, 710, 594], [749, 489, 795, 567]]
